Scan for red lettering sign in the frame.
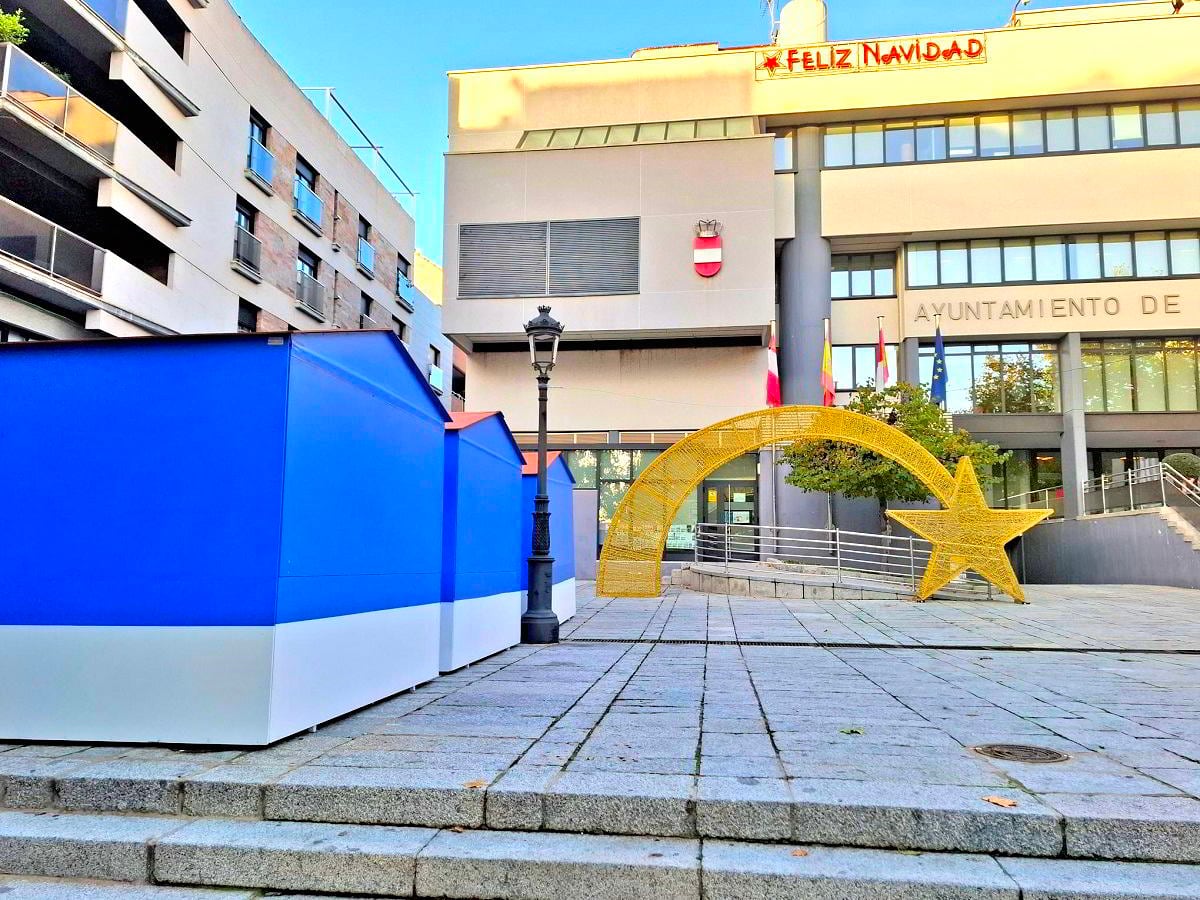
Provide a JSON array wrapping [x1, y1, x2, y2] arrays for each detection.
[[758, 33, 987, 79]]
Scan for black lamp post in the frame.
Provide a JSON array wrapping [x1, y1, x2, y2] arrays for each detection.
[[522, 305, 565, 644]]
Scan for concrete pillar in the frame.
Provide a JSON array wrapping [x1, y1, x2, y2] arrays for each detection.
[[899, 337, 921, 386], [1060, 332, 1090, 519], [777, 126, 831, 530]]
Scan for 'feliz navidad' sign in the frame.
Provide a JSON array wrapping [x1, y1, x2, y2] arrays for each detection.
[[757, 33, 987, 79]]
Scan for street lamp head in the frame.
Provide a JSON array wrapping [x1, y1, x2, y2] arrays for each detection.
[[524, 305, 564, 375]]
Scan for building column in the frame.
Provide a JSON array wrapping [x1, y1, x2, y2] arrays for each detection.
[[1060, 332, 1090, 518], [777, 126, 832, 530], [899, 337, 921, 386]]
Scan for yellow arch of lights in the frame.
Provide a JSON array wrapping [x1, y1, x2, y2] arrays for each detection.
[[595, 406, 1051, 604]]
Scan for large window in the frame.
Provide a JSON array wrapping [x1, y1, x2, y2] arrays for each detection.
[[986, 450, 1063, 508], [831, 254, 896, 298], [520, 117, 756, 150], [907, 230, 1200, 288], [1082, 337, 1200, 412], [824, 100, 1200, 168], [459, 218, 640, 299], [919, 343, 1060, 414], [832, 344, 898, 396]]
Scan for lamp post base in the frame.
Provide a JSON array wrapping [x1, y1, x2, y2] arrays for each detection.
[[521, 608, 560, 644], [523, 553, 559, 644]]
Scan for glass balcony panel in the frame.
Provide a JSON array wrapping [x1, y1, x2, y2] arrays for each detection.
[[293, 179, 323, 228], [296, 272, 325, 315], [0, 199, 54, 272], [234, 226, 261, 272], [83, 0, 128, 32], [357, 237, 375, 272], [247, 138, 275, 183], [64, 93, 117, 163], [6, 48, 69, 129], [396, 273, 417, 309], [51, 228, 104, 292]]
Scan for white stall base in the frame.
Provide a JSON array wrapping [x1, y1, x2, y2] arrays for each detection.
[[0, 603, 440, 746], [553, 578, 577, 623], [439, 590, 522, 672]]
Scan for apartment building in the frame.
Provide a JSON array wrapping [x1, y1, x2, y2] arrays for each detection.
[[0, 0, 451, 396], [443, 0, 1200, 559]]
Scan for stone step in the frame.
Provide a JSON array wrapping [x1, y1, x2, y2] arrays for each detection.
[[6, 767, 1200, 864], [2, 812, 1200, 900]]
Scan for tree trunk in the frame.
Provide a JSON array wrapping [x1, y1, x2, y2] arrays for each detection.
[[879, 497, 892, 536]]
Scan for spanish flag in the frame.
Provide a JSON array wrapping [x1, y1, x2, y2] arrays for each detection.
[[821, 318, 835, 407]]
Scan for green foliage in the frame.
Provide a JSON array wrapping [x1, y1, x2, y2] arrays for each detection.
[[0, 7, 29, 46], [781, 382, 1009, 528], [970, 355, 1058, 414], [1164, 452, 1200, 480]]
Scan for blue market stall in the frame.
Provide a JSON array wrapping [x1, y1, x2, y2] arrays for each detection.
[[0, 331, 448, 745], [441, 412, 524, 671], [521, 451, 577, 624]]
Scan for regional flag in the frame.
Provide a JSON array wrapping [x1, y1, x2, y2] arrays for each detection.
[[874, 320, 890, 388], [821, 319, 835, 407], [766, 326, 781, 408]]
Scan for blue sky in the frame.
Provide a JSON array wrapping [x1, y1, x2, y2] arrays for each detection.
[[229, 0, 1131, 263]]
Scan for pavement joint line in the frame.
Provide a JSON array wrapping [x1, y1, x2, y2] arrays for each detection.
[[562, 638, 1200, 654]]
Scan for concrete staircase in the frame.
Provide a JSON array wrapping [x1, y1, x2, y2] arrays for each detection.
[[2, 767, 1200, 898], [1160, 505, 1200, 551]]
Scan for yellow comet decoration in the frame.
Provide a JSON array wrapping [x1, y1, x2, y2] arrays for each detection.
[[887, 459, 1051, 603], [596, 406, 1052, 603]]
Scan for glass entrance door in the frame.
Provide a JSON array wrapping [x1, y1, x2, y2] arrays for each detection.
[[702, 480, 758, 560]]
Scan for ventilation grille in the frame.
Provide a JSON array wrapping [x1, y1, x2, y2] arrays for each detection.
[[512, 431, 609, 447], [459, 218, 639, 299], [618, 431, 691, 446]]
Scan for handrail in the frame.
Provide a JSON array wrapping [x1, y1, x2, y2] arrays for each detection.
[[1162, 462, 1200, 508]]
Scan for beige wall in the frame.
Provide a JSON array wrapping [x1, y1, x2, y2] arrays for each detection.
[[443, 136, 777, 343], [466, 346, 768, 432], [823, 148, 1200, 240]]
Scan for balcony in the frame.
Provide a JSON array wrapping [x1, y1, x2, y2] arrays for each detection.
[[296, 271, 326, 319], [357, 237, 375, 276], [293, 179, 323, 233], [0, 43, 118, 164], [231, 226, 261, 280], [0, 192, 105, 294], [395, 272, 417, 311], [245, 138, 275, 193], [428, 364, 445, 394], [82, 0, 128, 33]]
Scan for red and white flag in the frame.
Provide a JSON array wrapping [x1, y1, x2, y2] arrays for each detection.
[[766, 325, 781, 408], [874, 319, 890, 388], [820, 319, 836, 407]]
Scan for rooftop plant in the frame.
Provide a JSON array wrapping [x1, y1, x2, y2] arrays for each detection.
[[0, 7, 29, 46]]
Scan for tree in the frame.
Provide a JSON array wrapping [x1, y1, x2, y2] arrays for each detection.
[[0, 8, 29, 46], [970, 355, 1058, 414], [780, 382, 1010, 532], [1164, 452, 1200, 481]]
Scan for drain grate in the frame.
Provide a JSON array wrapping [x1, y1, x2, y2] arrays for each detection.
[[972, 743, 1071, 764]]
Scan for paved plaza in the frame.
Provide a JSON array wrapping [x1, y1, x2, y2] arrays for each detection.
[[3, 582, 1200, 896]]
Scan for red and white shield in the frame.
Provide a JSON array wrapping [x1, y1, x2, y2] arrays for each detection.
[[694, 233, 723, 278]]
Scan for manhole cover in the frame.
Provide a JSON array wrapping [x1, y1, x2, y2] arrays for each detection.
[[972, 744, 1070, 764]]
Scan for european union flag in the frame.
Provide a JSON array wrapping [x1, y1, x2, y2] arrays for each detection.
[[930, 325, 948, 408]]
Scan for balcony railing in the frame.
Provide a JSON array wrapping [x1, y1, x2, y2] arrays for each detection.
[[395, 272, 416, 311], [293, 179, 323, 230], [82, 0, 128, 33], [246, 137, 275, 187], [428, 364, 445, 394], [233, 226, 261, 274], [0, 43, 118, 163], [357, 237, 375, 275], [296, 271, 326, 318], [0, 192, 105, 293]]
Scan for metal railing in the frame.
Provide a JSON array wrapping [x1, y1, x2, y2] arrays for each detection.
[[1002, 485, 1065, 518], [246, 137, 274, 185], [1083, 461, 1200, 516], [0, 43, 118, 163], [357, 237, 375, 274], [0, 192, 105, 294], [295, 272, 326, 318], [694, 522, 993, 599], [232, 226, 261, 273], [293, 178, 323, 229]]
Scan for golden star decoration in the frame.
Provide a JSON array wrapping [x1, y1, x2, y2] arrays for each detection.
[[887, 458, 1052, 604]]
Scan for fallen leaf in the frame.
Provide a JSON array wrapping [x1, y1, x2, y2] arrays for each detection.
[[449, 826, 465, 833], [463, 779, 489, 790], [982, 796, 1018, 808], [839, 728, 864, 736], [791, 849, 809, 857]]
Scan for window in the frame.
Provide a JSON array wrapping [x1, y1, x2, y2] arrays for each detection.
[[296, 245, 318, 280], [773, 130, 795, 171], [908, 229, 1200, 287], [246, 111, 274, 184], [248, 111, 268, 148], [429, 345, 442, 369], [830, 253, 897, 299], [1083, 338, 1200, 412], [988, 450, 1063, 508], [359, 292, 373, 328], [823, 100, 1200, 168], [392, 316, 407, 342], [832, 344, 899, 394], [357, 217, 375, 272], [459, 218, 639, 299], [233, 199, 260, 273], [0, 321, 43, 341], [919, 343, 1060, 414], [237, 299, 259, 333], [295, 157, 316, 192], [235, 198, 255, 234], [396, 254, 414, 305], [293, 157, 322, 228]]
